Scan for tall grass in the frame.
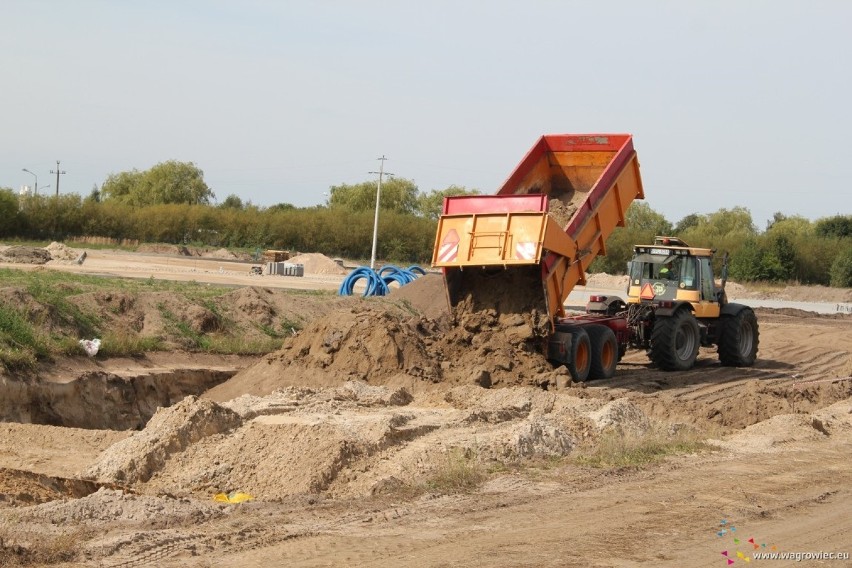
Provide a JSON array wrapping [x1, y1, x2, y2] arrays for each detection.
[[574, 426, 712, 469]]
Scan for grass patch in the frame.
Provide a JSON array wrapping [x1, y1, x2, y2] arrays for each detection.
[[423, 448, 487, 494], [0, 265, 298, 368], [158, 306, 211, 350], [97, 332, 165, 357], [574, 426, 713, 469]]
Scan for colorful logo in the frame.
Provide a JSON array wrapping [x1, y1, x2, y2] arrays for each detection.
[[716, 519, 777, 564]]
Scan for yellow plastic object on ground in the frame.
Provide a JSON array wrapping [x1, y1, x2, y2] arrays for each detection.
[[214, 491, 254, 504]]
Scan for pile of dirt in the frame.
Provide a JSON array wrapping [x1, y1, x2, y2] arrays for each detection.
[[207, 293, 565, 402], [84, 396, 242, 484], [81, 382, 612, 501], [201, 248, 238, 260], [45, 242, 80, 261], [548, 197, 578, 228], [585, 272, 629, 289], [0, 246, 51, 264], [386, 273, 448, 320], [286, 253, 347, 275], [136, 244, 192, 256], [13, 487, 224, 524]]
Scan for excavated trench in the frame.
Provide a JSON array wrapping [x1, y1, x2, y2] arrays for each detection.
[[0, 368, 236, 430]]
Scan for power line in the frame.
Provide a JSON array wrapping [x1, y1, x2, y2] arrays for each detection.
[[368, 155, 394, 270], [50, 160, 67, 197]]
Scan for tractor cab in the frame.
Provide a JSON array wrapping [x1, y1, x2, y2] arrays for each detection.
[[627, 237, 725, 317]]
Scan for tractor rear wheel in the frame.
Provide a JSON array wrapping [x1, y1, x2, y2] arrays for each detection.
[[718, 308, 759, 366], [586, 324, 618, 380], [649, 309, 700, 371], [560, 326, 591, 382]]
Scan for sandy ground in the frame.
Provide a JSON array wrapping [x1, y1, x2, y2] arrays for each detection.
[[1, 246, 851, 567]]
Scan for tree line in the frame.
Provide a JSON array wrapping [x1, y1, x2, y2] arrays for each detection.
[[1, 160, 850, 286]]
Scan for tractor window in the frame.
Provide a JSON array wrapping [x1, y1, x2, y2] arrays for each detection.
[[679, 257, 697, 289], [699, 257, 715, 300]]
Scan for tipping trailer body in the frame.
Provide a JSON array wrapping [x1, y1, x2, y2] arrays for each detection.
[[431, 134, 644, 329]]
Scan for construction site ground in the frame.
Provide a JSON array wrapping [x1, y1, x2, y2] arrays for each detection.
[[1, 245, 851, 567]]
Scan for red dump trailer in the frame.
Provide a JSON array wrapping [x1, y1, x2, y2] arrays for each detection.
[[432, 134, 758, 381]]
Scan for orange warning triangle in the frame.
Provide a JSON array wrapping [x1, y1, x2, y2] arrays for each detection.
[[640, 282, 655, 300], [442, 228, 460, 245]]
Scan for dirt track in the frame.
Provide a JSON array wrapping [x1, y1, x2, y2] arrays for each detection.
[[1, 246, 851, 567]]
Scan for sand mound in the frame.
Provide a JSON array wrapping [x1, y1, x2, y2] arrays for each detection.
[[45, 242, 80, 261], [208, 297, 558, 401], [84, 396, 242, 484], [148, 384, 598, 500], [136, 244, 193, 256], [221, 286, 278, 327], [584, 272, 630, 289], [0, 246, 51, 264], [387, 273, 448, 320], [286, 252, 347, 275], [17, 487, 224, 524], [201, 248, 238, 260], [587, 398, 650, 435]]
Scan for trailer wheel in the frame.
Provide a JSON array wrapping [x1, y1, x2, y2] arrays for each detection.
[[586, 324, 618, 380], [718, 308, 759, 367], [559, 326, 591, 382], [649, 308, 700, 371]]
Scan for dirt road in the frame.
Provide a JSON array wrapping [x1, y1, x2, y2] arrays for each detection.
[[0, 246, 850, 567]]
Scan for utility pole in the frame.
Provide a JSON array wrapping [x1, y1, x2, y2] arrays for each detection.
[[368, 156, 394, 270], [50, 160, 66, 197]]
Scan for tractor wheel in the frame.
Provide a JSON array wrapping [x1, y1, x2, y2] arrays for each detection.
[[561, 326, 591, 382], [586, 324, 619, 380], [649, 309, 700, 371], [718, 308, 759, 367]]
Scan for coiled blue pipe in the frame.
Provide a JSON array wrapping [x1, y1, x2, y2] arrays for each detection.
[[339, 264, 426, 296]]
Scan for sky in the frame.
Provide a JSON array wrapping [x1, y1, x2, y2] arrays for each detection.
[[2, 0, 850, 229]]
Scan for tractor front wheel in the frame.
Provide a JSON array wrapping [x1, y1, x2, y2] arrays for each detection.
[[718, 308, 759, 366], [649, 309, 700, 371]]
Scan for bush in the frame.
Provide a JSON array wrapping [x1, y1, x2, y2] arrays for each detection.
[[829, 247, 852, 288]]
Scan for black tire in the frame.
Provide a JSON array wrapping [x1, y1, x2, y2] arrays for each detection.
[[649, 309, 700, 371], [718, 308, 759, 367], [561, 326, 591, 382], [586, 324, 619, 380]]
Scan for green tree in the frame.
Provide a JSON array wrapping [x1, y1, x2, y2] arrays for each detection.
[[768, 233, 797, 281], [589, 202, 672, 274], [815, 215, 852, 238], [219, 194, 244, 209], [101, 161, 214, 206], [416, 185, 481, 220], [0, 189, 21, 236], [829, 247, 852, 287], [100, 170, 142, 201], [625, 202, 673, 234], [765, 215, 813, 239], [673, 213, 701, 235], [328, 177, 419, 214]]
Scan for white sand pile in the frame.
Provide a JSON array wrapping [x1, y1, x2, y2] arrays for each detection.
[[584, 272, 629, 289], [45, 241, 80, 261], [286, 253, 348, 275]]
